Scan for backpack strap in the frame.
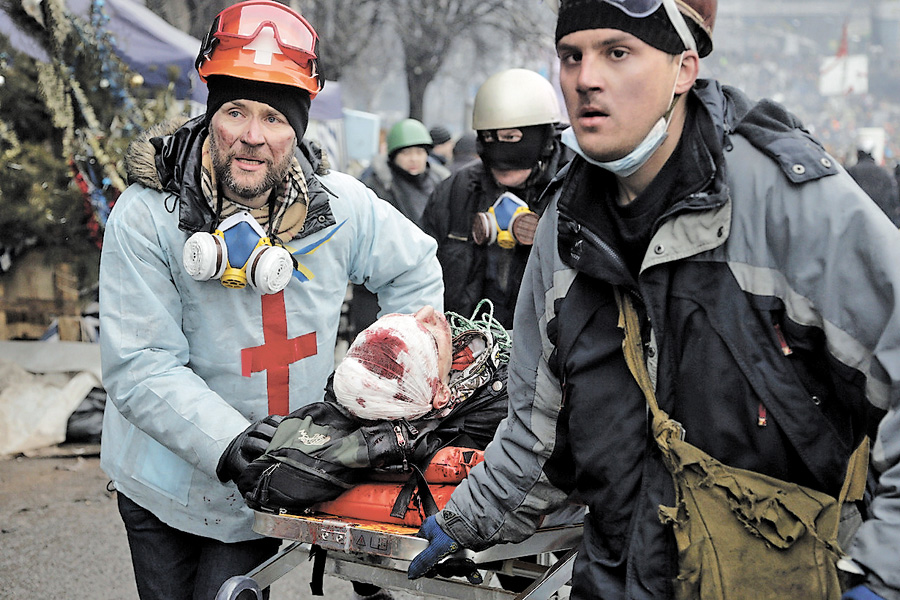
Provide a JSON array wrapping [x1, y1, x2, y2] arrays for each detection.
[[389, 464, 440, 520], [840, 438, 869, 505], [613, 287, 676, 437]]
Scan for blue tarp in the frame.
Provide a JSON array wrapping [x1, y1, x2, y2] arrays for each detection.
[[0, 0, 206, 103], [1, 0, 344, 128], [0, 8, 49, 63], [65, 0, 207, 103]]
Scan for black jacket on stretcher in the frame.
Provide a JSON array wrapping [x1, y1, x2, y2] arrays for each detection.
[[437, 80, 900, 599]]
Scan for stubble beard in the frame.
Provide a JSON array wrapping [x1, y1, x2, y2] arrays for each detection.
[[210, 134, 293, 202]]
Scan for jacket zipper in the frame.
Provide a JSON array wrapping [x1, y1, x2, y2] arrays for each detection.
[[759, 324, 794, 428], [394, 424, 409, 470], [259, 462, 279, 505]]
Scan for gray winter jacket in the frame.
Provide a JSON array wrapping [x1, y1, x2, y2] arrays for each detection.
[[438, 80, 900, 599]]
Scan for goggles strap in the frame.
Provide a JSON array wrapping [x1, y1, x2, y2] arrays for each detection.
[[660, 0, 696, 52]]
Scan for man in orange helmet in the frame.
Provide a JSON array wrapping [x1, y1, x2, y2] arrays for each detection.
[[410, 1, 900, 599], [98, 2, 442, 598]]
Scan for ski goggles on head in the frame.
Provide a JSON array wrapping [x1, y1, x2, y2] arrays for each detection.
[[196, 0, 319, 70], [604, 0, 668, 16], [614, 0, 695, 50], [561, 0, 697, 52]]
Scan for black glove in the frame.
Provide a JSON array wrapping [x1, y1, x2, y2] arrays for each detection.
[[216, 415, 284, 483]]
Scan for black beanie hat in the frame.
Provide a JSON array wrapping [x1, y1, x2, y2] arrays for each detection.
[[204, 75, 312, 143], [556, 1, 710, 57], [429, 126, 452, 146]]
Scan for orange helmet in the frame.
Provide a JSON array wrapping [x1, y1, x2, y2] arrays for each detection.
[[195, 0, 323, 99]]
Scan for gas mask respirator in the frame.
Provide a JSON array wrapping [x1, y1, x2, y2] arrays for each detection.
[[182, 212, 295, 294], [472, 192, 539, 248]]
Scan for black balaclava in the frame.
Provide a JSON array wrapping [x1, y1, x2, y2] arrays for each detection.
[[204, 75, 312, 143], [478, 124, 554, 172]]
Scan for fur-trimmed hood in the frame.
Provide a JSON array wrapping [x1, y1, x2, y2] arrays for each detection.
[[125, 117, 190, 191]]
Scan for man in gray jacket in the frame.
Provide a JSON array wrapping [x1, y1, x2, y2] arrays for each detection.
[[409, 1, 900, 599]]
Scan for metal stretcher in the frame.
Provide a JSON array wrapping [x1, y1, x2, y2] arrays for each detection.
[[215, 510, 583, 600]]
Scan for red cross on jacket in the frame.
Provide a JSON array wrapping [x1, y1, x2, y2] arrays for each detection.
[[241, 291, 318, 415]]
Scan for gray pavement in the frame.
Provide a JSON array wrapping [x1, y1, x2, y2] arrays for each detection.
[[0, 444, 426, 600]]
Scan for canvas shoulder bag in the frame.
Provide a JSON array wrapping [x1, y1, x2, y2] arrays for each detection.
[[614, 288, 863, 600]]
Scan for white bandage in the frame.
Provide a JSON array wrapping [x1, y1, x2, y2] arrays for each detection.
[[333, 314, 442, 420]]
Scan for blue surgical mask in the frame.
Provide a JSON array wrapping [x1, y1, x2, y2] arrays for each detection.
[[561, 52, 685, 178], [562, 120, 668, 178]]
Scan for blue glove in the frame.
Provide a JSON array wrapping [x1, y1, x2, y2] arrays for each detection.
[[408, 515, 483, 584], [842, 585, 886, 600]]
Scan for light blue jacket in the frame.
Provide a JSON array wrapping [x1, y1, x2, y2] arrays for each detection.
[[99, 120, 443, 542]]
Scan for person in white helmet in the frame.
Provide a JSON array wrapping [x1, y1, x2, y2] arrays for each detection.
[[97, 2, 442, 598], [410, 1, 900, 599], [421, 68, 572, 329]]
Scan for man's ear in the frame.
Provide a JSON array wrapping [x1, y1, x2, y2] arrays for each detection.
[[676, 50, 700, 95], [432, 383, 452, 410]]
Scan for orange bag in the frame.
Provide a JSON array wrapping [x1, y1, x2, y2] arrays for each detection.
[[312, 446, 484, 526], [312, 482, 456, 527], [422, 447, 484, 483]]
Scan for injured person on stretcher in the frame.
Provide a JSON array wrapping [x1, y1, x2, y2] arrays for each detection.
[[217, 302, 511, 521]]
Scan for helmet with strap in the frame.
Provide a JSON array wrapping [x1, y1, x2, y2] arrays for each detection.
[[195, 0, 323, 98]]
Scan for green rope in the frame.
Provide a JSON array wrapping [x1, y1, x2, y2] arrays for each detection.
[[446, 299, 512, 362]]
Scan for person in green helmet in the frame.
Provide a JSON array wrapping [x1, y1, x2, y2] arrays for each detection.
[[349, 119, 453, 342], [359, 118, 451, 227]]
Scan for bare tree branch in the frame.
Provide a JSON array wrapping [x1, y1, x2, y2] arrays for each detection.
[[390, 0, 549, 119], [293, 0, 385, 82]]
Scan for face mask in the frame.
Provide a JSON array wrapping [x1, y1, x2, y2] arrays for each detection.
[[478, 124, 552, 171], [561, 53, 685, 178], [563, 119, 667, 178], [472, 191, 540, 248], [182, 211, 295, 294]]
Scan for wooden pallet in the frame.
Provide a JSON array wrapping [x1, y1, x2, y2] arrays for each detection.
[[0, 252, 82, 341]]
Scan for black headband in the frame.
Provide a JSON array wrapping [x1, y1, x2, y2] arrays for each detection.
[[556, 1, 711, 57]]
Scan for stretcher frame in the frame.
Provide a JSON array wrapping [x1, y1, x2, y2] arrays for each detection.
[[215, 510, 583, 600]]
